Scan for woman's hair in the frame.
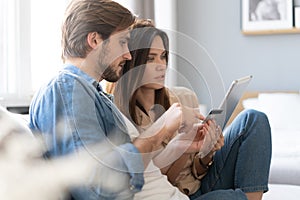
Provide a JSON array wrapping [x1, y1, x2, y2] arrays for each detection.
[[114, 19, 171, 126], [61, 0, 136, 60]]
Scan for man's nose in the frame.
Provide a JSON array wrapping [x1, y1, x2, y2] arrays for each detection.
[[123, 47, 132, 60]]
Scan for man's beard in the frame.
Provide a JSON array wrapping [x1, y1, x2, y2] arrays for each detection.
[[96, 42, 120, 82], [102, 66, 120, 82]]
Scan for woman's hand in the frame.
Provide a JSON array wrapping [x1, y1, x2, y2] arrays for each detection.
[[194, 121, 224, 175], [167, 122, 207, 154], [164, 106, 209, 154], [199, 120, 224, 158], [209, 126, 224, 155], [178, 106, 205, 133]]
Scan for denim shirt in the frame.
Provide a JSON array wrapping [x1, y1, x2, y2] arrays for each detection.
[[29, 64, 144, 199]]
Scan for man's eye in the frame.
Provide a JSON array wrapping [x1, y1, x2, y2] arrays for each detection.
[[120, 40, 127, 46]]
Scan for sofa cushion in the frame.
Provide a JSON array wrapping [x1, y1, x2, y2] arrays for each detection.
[[263, 184, 300, 200], [0, 105, 32, 140]]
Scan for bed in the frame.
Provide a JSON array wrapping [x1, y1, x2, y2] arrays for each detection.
[[229, 91, 300, 199]]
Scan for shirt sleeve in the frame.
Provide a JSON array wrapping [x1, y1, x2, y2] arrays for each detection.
[[192, 155, 207, 180], [29, 75, 144, 199]]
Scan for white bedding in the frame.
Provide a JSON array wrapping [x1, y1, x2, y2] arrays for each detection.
[[243, 92, 300, 199], [263, 184, 300, 200], [270, 129, 300, 186], [243, 92, 300, 131]]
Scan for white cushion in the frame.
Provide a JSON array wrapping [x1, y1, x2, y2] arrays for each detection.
[[269, 156, 300, 186], [0, 106, 32, 140], [258, 93, 300, 131], [243, 93, 300, 131], [268, 129, 300, 186], [242, 93, 300, 187], [242, 97, 261, 111], [263, 184, 300, 200]]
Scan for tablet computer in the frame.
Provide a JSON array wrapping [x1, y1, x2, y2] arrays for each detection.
[[207, 75, 252, 130]]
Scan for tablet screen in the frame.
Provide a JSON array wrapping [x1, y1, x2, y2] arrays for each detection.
[[216, 75, 252, 129]]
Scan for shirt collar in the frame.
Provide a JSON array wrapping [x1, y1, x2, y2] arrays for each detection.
[[62, 63, 97, 87]]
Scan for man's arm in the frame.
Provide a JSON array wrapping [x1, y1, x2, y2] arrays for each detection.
[[29, 77, 144, 199]]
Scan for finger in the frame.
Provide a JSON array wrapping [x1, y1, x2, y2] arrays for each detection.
[[178, 123, 201, 140], [220, 136, 225, 147], [199, 114, 206, 121], [212, 142, 221, 152], [194, 122, 205, 129], [191, 141, 204, 152], [210, 123, 221, 139], [207, 120, 216, 130], [215, 137, 224, 149], [216, 125, 222, 136], [193, 109, 202, 119], [204, 118, 213, 125], [194, 128, 206, 141], [172, 102, 181, 107], [207, 122, 216, 137], [214, 144, 221, 151]]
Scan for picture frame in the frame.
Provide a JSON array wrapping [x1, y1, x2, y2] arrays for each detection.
[[242, 0, 294, 32]]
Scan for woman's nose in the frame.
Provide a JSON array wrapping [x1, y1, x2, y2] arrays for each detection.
[[156, 62, 167, 71]]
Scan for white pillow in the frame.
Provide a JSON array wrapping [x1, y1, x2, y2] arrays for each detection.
[[258, 93, 300, 131], [242, 97, 261, 111], [0, 106, 33, 141], [242, 93, 300, 131]]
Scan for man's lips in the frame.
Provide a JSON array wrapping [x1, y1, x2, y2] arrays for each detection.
[[119, 61, 126, 68]]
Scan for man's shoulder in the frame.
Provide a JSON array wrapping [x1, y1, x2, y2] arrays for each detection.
[[30, 73, 74, 111]]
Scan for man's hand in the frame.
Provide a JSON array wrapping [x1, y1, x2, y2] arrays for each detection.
[[134, 103, 183, 153], [163, 103, 183, 138]]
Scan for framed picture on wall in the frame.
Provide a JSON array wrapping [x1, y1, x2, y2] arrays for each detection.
[[242, 0, 293, 32]]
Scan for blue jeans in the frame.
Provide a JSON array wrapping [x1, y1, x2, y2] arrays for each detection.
[[190, 109, 272, 200]]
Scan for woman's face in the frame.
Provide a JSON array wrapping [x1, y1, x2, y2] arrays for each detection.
[[141, 35, 167, 90]]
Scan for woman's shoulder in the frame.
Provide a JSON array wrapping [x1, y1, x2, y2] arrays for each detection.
[[169, 86, 196, 95], [168, 87, 199, 107]]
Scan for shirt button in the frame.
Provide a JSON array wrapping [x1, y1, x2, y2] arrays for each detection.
[[129, 185, 135, 191]]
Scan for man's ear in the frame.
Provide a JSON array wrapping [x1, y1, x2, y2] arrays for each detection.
[[87, 32, 102, 49]]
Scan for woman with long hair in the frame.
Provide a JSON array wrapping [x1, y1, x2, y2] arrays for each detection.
[[114, 19, 272, 200]]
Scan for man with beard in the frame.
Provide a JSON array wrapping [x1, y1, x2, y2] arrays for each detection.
[[29, 0, 184, 199]]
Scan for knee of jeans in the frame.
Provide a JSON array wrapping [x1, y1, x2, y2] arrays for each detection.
[[241, 109, 269, 124], [237, 109, 270, 132], [241, 109, 271, 137]]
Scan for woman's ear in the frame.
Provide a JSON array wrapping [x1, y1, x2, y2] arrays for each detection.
[[87, 32, 102, 49]]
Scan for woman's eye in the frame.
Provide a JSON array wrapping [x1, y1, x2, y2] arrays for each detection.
[[147, 57, 154, 62]]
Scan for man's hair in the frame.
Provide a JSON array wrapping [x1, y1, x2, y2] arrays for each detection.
[[61, 0, 136, 60]]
